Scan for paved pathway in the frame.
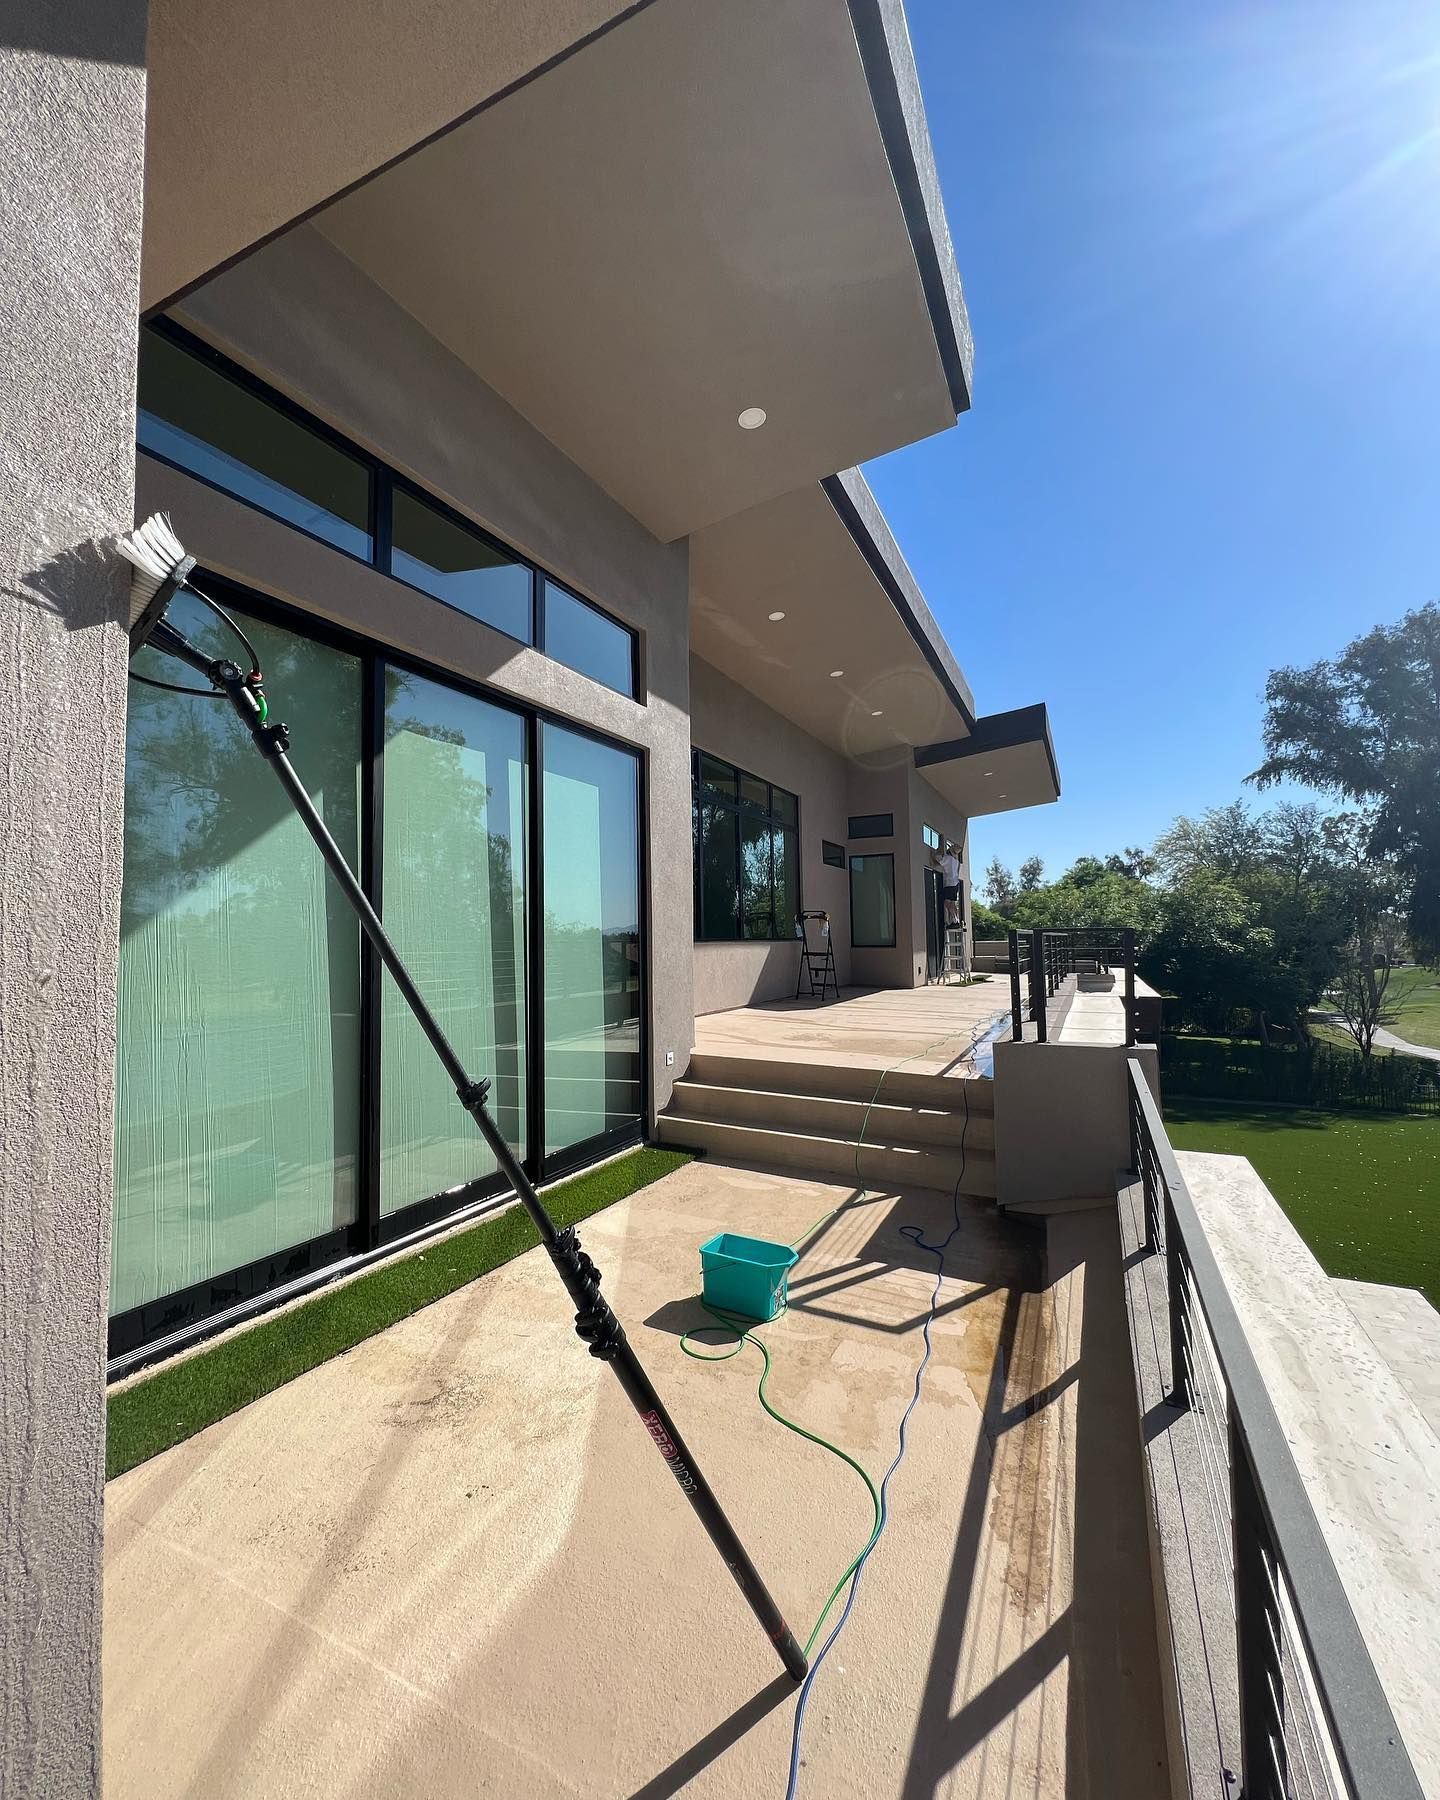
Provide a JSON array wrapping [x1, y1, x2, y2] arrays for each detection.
[[1314, 1012, 1440, 1063]]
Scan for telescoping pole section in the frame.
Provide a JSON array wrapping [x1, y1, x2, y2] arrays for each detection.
[[150, 623, 807, 1683]]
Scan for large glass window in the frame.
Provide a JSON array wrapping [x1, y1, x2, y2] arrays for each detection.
[[114, 574, 648, 1349], [543, 725, 642, 1161], [379, 671, 528, 1214], [136, 323, 644, 700], [390, 485, 534, 644], [850, 854, 897, 948], [543, 580, 635, 698], [113, 598, 363, 1317], [691, 751, 799, 941], [137, 326, 372, 559]]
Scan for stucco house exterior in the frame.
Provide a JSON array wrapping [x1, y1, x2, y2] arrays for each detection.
[[3, 4, 1059, 1788]]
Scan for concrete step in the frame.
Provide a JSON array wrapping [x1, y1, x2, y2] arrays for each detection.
[[1001, 1195, 1114, 1218], [655, 1112, 997, 1197], [684, 1050, 994, 1113], [669, 1078, 995, 1150]]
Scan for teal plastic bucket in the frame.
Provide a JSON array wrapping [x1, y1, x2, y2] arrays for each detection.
[[699, 1232, 799, 1323]]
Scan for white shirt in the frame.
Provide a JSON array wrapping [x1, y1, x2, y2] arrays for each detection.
[[940, 851, 961, 886]]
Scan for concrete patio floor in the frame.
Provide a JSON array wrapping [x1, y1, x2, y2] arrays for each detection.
[[694, 984, 1011, 1081], [104, 1158, 1166, 1798]]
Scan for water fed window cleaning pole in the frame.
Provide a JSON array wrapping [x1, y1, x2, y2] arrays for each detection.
[[118, 514, 808, 1684]]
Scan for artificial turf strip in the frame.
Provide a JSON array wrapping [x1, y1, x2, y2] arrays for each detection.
[[1163, 1098, 1440, 1307], [106, 1146, 693, 1482]]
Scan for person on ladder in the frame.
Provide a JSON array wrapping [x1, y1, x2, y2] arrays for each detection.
[[933, 838, 962, 926], [930, 838, 969, 982]]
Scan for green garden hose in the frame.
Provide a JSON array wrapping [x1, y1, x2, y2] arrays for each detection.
[[678, 1001, 1004, 1660]]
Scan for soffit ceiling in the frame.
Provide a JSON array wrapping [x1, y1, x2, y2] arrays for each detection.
[[141, 0, 637, 309], [689, 483, 971, 763], [914, 708, 1061, 818], [313, 0, 958, 542]]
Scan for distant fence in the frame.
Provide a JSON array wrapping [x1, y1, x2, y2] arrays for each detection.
[[1161, 1034, 1440, 1115]]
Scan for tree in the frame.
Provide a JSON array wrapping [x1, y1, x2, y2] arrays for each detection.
[[1263, 801, 1327, 898], [1012, 868, 1161, 934], [1106, 846, 1158, 881], [984, 857, 1018, 913], [1329, 948, 1402, 1057], [1251, 602, 1440, 961], [1063, 855, 1108, 889], [970, 900, 1014, 942], [1018, 854, 1045, 892], [1153, 801, 1266, 885]]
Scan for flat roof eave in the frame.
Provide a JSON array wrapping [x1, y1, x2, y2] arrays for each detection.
[[914, 703, 1061, 817], [310, 0, 972, 542]]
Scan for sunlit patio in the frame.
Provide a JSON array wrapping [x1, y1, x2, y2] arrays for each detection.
[[104, 1155, 1166, 1798]]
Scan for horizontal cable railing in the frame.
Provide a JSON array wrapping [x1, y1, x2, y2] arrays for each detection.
[[1006, 925, 1138, 1046], [1127, 1059, 1422, 1800]]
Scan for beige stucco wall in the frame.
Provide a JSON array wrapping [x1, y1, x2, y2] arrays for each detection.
[[992, 1042, 1159, 1207], [910, 764, 971, 970], [840, 760, 971, 989], [151, 226, 693, 1119], [689, 655, 853, 1013], [2, 8, 148, 1792]]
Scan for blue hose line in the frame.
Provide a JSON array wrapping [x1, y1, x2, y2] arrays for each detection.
[[784, 1068, 978, 1800]]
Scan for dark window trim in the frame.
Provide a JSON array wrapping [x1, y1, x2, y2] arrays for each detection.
[[691, 746, 802, 943], [821, 839, 846, 869], [139, 318, 639, 696], [386, 470, 538, 651], [540, 575, 641, 701], [849, 852, 897, 949], [848, 812, 894, 839], [109, 567, 649, 1364]]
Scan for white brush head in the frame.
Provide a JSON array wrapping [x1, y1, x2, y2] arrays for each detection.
[[117, 512, 195, 648]]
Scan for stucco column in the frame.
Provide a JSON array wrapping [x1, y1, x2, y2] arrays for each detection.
[[1, 5, 147, 1794]]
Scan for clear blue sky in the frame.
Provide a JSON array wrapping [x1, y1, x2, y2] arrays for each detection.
[[865, 0, 1440, 889]]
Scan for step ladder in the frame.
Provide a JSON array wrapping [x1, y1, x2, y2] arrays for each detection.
[[942, 924, 970, 983], [794, 910, 839, 1002]]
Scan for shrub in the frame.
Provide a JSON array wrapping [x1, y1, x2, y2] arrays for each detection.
[[1161, 1033, 1440, 1114]]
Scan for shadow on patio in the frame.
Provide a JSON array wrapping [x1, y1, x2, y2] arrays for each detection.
[[104, 1156, 1166, 1797]]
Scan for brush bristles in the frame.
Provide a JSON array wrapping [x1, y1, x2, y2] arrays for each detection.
[[118, 512, 189, 629]]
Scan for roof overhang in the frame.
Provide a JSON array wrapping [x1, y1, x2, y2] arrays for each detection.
[[914, 704, 1061, 817], [309, 0, 971, 542], [690, 470, 975, 762]]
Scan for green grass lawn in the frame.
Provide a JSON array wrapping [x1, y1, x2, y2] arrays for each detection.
[[1385, 966, 1440, 1050], [1163, 1097, 1440, 1306], [1309, 967, 1440, 1054]]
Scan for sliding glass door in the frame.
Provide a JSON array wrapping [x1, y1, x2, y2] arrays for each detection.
[[112, 582, 645, 1352], [541, 724, 643, 1166], [114, 601, 363, 1320], [378, 669, 527, 1214]]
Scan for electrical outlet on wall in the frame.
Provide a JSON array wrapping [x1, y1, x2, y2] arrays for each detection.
[[665, 1050, 675, 1066]]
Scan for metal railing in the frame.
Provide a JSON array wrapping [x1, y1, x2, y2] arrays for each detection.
[[1006, 925, 1137, 1046], [1127, 1059, 1422, 1800]]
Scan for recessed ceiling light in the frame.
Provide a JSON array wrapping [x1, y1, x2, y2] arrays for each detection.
[[998, 793, 1008, 799], [829, 669, 844, 678], [768, 610, 786, 622], [871, 709, 883, 717], [738, 407, 767, 430], [983, 770, 994, 778]]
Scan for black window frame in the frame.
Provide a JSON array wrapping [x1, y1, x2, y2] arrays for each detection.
[[136, 317, 640, 699], [849, 853, 897, 948], [691, 749, 801, 943], [922, 823, 940, 851], [821, 839, 846, 869], [108, 568, 649, 1369], [848, 812, 894, 840], [539, 576, 641, 700]]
